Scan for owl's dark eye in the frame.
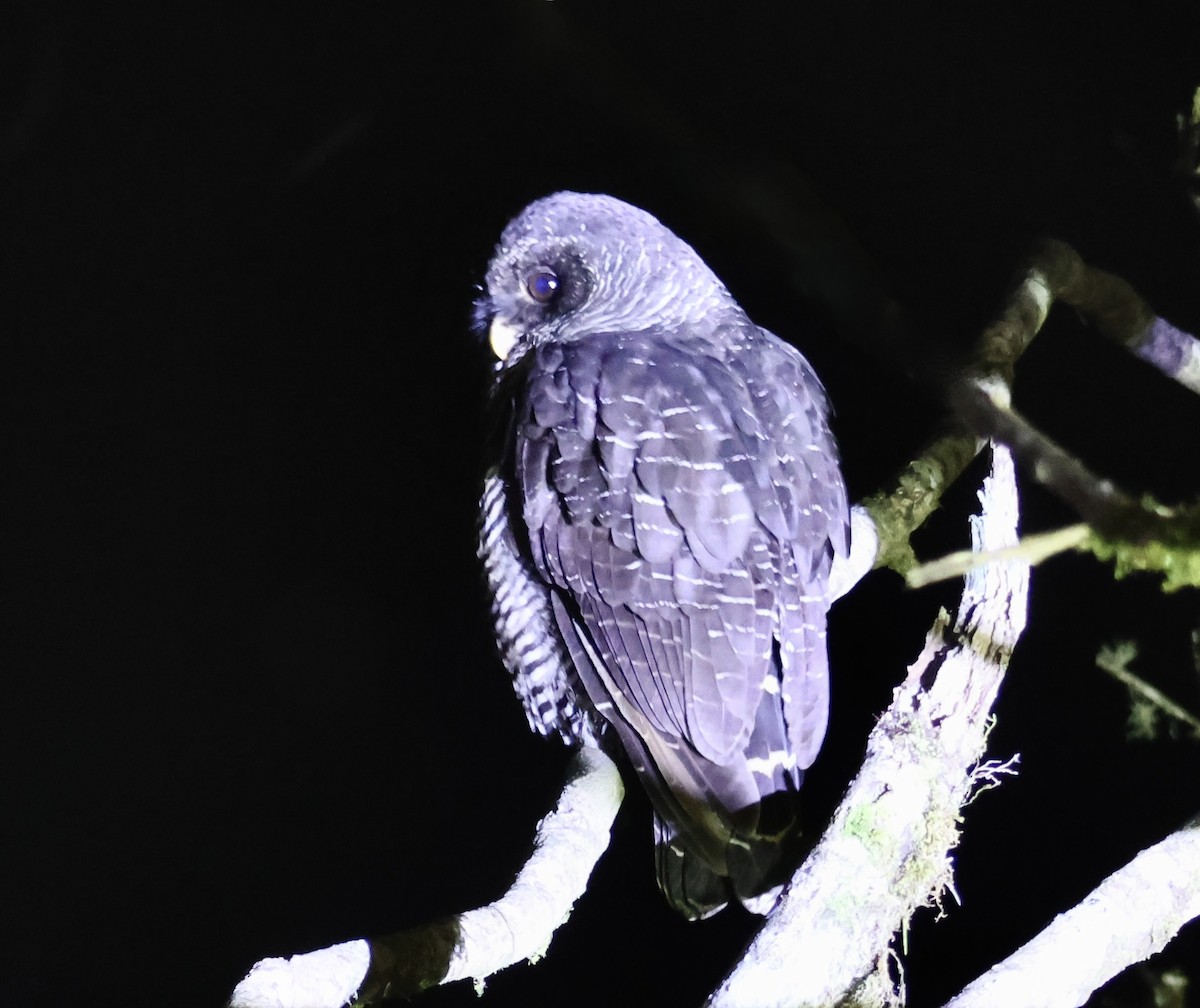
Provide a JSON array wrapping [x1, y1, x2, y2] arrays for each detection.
[[525, 267, 560, 304]]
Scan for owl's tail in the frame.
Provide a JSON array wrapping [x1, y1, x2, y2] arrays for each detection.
[[653, 786, 802, 920]]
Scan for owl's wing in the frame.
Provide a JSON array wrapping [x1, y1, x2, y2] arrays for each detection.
[[516, 326, 848, 916]]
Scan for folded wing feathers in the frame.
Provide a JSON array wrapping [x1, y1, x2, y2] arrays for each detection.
[[516, 327, 846, 890]]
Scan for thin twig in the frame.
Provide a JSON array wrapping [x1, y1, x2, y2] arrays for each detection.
[[1096, 642, 1200, 740], [906, 524, 1089, 589]]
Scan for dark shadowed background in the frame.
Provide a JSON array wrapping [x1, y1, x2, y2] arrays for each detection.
[[3, 3, 1200, 1006]]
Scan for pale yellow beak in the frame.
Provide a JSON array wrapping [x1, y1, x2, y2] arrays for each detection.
[[488, 319, 520, 361]]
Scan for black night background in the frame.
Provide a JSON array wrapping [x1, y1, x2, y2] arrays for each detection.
[[3, 4, 1200, 1006]]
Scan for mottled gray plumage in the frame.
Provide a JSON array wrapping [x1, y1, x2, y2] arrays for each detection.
[[477, 192, 849, 918]]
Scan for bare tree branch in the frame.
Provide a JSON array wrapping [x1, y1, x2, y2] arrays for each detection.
[[1131, 316, 1200, 396], [951, 384, 1200, 591], [1025, 239, 1200, 396], [227, 747, 624, 1008], [949, 383, 1140, 530], [861, 430, 984, 577], [884, 242, 1200, 593], [862, 247, 1052, 579], [942, 816, 1200, 1008], [706, 445, 1028, 1008]]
